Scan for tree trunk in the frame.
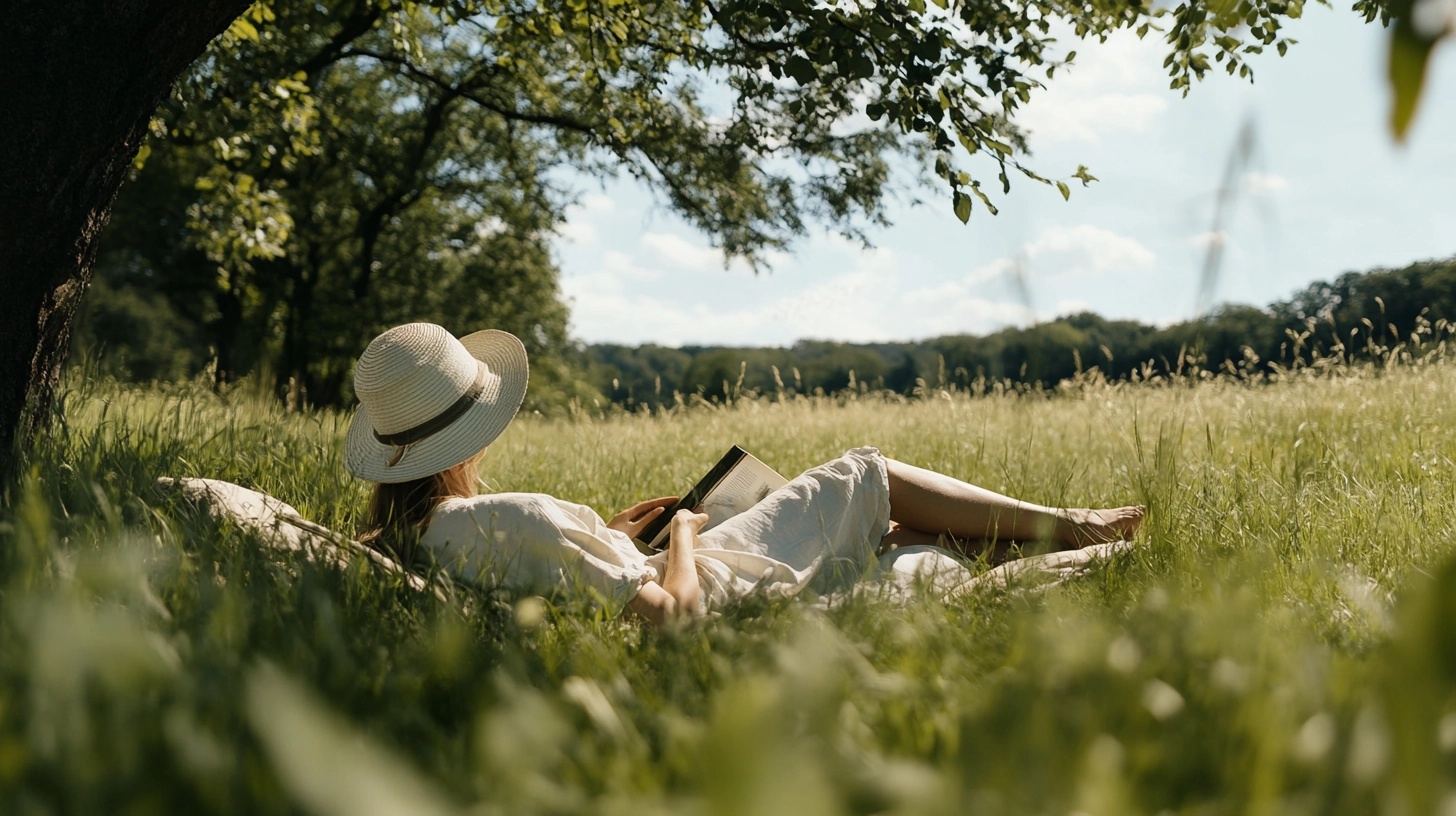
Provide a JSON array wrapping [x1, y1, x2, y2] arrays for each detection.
[[278, 261, 315, 410], [0, 0, 251, 487], [212, 283, 246, 390]]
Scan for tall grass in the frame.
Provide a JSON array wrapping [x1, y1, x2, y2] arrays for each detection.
[[5, 361, 1456, 814]]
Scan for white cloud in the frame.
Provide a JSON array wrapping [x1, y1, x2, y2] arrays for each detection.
[[1018, 30, 1169, 146], [601, 250, 661, 281], [579, 193, 615, 212], [893, 226, 1156, 325], [900, 292, 1035, 336], [1243, 171, 1289, 195], [900, 279, 976, 309], [968, 256, 1019, 284], [753, 243, 1038, 341], [892, 252, 1037, 333], [563, 234, 1039, 345], [1022, 93, 1168, 146], [556, 193, 619, 245], [563, 216, 1161, 345], [1026, 224, 1156, 275], [556, 220, 597, 245], [765, 269, 890, 337], [899, 257, 1027, 321], [641, 232, 714, 270], [640, 232, 734, 274], [1053, 298, 1093, 316]]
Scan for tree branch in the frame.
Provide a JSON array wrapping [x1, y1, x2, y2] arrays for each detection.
[[701, 0, 796, 53], [297, 5, 384, 77], [352, 88, 461, 300], [341, 47, 606, 139]]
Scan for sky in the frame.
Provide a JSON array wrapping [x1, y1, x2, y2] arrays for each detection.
[[553, 7, 1456, 348]]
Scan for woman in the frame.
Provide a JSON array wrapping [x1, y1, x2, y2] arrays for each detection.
[[347, 324, 1144, 627]]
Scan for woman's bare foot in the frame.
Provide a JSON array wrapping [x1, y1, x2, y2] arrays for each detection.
[[1056, 506, 1146, 548]]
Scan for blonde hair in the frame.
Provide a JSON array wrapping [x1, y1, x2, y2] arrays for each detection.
[[358, 455, 480, 568]]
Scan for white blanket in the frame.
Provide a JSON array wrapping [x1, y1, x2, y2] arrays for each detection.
[[156, 477, 435, 595], [158, 477, 1132, 605], [873, 541, 1134, 601]]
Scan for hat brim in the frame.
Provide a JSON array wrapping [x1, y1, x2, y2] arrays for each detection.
[[344, 329, 529, 484]]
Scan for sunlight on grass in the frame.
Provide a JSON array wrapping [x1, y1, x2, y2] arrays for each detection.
[[6, 361, 1456, 812]]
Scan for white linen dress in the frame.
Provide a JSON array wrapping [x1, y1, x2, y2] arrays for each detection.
[[418, 447, 894, 612]]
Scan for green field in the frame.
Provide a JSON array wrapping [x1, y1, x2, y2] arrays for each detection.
[[5, 360, 1456, 814]]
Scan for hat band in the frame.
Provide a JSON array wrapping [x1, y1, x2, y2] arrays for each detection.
[[372, 366, 488, 447]]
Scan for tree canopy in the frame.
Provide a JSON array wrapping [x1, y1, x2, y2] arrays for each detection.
[[151, 0, 1385, 256], [86, 0, 1413, 408], [91, 6, 599, 408]]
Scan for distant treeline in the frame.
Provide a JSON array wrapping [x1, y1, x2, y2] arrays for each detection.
[[585, 256, 1456, 408], [78, 254, 1456, 410]]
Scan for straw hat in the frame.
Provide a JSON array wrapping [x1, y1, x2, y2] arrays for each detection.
[[345, 323, 528, 483]]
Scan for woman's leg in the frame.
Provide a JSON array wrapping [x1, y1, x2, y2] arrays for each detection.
[[884, 458, 1144, 551]]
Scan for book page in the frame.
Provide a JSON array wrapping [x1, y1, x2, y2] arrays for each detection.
[[637, 447, 789, 551], [697, 453, 789, 533]]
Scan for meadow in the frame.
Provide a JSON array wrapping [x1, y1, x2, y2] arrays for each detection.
[[5, 357, 1456, 815]]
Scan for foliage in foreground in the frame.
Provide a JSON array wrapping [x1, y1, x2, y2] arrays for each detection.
[[5, 362, 1456, 813]]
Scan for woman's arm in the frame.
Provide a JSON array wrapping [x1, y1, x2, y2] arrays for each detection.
[[628, 509, 707, 628]]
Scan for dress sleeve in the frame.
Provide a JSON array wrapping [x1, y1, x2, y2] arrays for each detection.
[[422, 493, 653, 610]]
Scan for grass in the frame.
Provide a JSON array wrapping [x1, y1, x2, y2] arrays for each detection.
[[5, 361, 1456, 814]]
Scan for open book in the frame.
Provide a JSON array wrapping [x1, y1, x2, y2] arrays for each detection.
[[634, 446, 788, 551]]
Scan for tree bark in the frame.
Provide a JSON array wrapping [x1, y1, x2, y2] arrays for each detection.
[[0, 0, 251, 487]]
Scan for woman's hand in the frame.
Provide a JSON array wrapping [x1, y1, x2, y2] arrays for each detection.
[[606, 496, 679, 539]]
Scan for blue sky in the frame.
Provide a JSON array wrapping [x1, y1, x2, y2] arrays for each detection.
[[554, 7, 1456, 347]]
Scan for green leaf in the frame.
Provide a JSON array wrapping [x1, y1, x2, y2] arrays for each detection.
[[1073, 165, 1099, 185], [970, 184, 999, 216], [1056, 180, 1070, 201], [953, 191, 971, 223], [1389, 25, 1434, 142], [784, 56, 818, 85], [246, 665, 460, 816], [228, 17, 260, 43]]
